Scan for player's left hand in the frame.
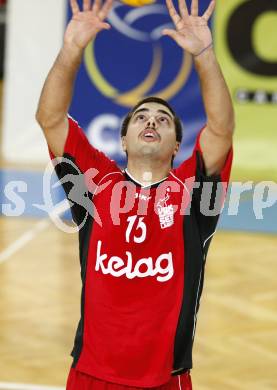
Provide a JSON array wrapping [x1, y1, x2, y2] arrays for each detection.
[[163, 0, 215, 56]]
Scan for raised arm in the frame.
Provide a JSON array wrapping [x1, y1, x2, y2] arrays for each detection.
[[163, 0, 234, 175], [36, 0, 113, 157]]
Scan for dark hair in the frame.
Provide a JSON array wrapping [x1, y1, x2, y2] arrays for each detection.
[[120, 96, 183, 143]]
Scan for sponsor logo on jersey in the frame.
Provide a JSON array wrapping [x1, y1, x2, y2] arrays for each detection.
[[95, 240, 174, 282], [156, 187, 174, 229]]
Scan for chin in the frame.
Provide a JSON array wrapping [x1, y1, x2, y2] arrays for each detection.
[[140, 145, 159, 156]]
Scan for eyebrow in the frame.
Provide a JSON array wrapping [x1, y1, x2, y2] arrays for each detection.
[[132, 108, 174, 120]]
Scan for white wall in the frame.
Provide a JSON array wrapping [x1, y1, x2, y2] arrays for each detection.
[[2, 0, 66, 163]]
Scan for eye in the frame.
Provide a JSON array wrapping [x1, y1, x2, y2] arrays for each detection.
[[135, 114, 146, 121], [159, 116, 169, 124]]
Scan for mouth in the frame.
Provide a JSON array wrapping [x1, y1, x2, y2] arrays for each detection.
[[140, 128, 160, 143]]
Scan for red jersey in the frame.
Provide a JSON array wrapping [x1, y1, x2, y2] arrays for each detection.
[[50, 116, 232, 387]]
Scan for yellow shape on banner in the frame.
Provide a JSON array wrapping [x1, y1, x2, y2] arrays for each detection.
[[215, 0, 277, 182], [253, 12, 277, 62]]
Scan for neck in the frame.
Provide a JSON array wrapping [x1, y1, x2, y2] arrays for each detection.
[[126, 158, 171, 187]]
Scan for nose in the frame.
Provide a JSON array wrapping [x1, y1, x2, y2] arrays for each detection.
[[147, 116, 156, 128]]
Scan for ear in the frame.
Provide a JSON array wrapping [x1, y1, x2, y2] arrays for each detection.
[[173, 142, 180, 157], [121, 136, 127, 152]]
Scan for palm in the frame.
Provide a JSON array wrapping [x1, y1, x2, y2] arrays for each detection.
[[163, 0, 215, 55], [65, 13, 106, 49], [65, 0, 113, 50]]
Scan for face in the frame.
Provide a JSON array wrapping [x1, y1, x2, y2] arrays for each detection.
[[121, 102, 180, 162]]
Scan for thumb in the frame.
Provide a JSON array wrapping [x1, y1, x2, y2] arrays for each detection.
[[99, 22, 111, 30], [162, 29, 178, 40]]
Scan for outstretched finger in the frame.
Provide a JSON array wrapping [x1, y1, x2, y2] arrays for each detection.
[[202, 0, 216, 21], [83, 0, 91, 11], [92, 0, 102, 14], [97, 21, 111, 30], [166, 0, 182, 28], [191, 0, 198, 16], [178, 0, 189, 18], [162, 28, 179, 39], [98, 0, 114, 20], [70, 0, 80, 15]]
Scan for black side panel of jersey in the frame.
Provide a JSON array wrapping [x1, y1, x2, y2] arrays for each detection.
[[172, 206, 203, 373], [172, 152, 224, 374], [193, 152, 224, 252], [53, 153, 93, 365], [71, 215, 93, 366]]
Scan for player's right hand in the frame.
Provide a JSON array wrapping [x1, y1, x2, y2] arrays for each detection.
[[64, 0, 114, 50]]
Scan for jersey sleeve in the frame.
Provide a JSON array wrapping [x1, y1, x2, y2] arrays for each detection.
[[172, 127, 233, 249], [172, 127, 233, 183], [48, 115, 120, 184], [47, 116, 121, 227]]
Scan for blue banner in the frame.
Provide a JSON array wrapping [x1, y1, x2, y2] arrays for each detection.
[[68, 0, 211, 166]]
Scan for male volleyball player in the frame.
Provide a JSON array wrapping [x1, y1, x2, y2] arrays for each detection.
[[36, 0, 234, 389]]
